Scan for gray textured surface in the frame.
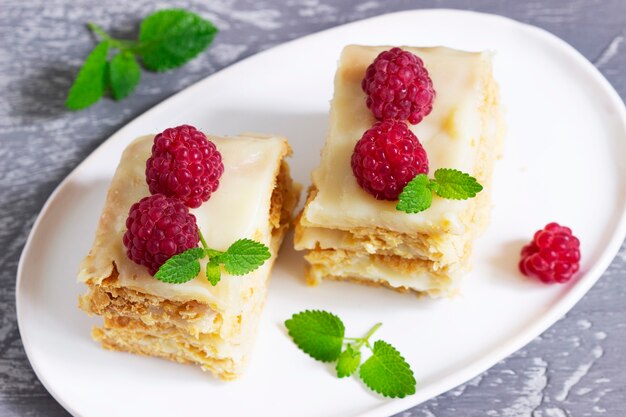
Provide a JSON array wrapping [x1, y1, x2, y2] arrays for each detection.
[[1, 0, 625, 416]]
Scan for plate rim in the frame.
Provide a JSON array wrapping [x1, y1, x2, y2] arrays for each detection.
[[15, 8, 626, 417]]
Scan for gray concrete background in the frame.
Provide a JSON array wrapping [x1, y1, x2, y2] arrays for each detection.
[[1, 0, 625, 416]]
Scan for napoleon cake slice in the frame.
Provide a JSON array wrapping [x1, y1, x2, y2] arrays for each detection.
[[79, 128, 300, 379], [295, 45, 504, 297]]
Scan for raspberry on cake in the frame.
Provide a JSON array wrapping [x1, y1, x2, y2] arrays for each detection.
[[78, 131, 300, 379], [123, 194, 200, 274], [294, 45, 505, 297], [362, 47, 435, 124], [146, 125, 224, 208], [351, 119, 429, 200]]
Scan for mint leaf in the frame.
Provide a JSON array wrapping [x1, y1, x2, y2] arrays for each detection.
[[138, 9, 218, 72], [205, 259, 221, 286], [154, 247, 204, 284], [396, 174, 433, 214], [109, 52, 141, 100], [433, 168, 483, 200], [65, 41, 109, 110], [221, 239, 271, 276], [336, 345, 361, 378], [359, 340, 416, 398], [285, 310, 345, 362]]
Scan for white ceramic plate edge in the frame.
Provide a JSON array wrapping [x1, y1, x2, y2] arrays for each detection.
[[15, 9, 626, 417]]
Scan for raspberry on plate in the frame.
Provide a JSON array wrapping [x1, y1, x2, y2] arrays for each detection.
[[146, 124, 224, 208], [519, 222, 581, 284], [362, 47, 435, 124], [123, 194, 199, 275], [351, 119, 429, 200]]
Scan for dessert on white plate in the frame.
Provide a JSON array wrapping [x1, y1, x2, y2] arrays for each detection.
[[295, 45, 505, 297], [79, 127, 300, 379]]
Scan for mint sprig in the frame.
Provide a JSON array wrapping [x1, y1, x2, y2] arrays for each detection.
[[396, 168, 483, 214], [153, 230, 270, 286], [285, 310, 416, 398], [65, 9, 217, 110]]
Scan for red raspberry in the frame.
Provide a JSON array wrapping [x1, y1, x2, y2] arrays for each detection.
[[351, 119, 429, 200], [362, 47, 435, 124], [519, 223, 581, 284], [146, 125, 224, 208], [123, 194, 200, 275]]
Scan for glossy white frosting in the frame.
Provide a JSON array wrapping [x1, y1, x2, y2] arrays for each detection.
[[302, 45, 493, 236], [78, 133, 289, 310]]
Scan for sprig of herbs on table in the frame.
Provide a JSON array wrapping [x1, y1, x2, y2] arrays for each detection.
[[66, 9, 218, 110], [285, 310, 417, 398]]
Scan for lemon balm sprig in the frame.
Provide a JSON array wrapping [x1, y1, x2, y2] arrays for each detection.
[[154, 229, 270, 286], [396, 168, 483, 214], [66, 9, 218, 110]]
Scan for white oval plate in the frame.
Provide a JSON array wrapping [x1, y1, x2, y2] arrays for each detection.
[[16, 9, 626, 417]]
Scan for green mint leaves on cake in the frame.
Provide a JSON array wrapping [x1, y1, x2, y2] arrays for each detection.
[[219, 239, 272, 275], [155, 230, 270, 286], [153, 248, 206, 284], [397, 168, 483, 214], [66, 9, 217, 110], [431, 169, 483, 199], [285, 310, 417, 398]]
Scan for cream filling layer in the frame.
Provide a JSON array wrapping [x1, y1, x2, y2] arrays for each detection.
[[295, 224, 468, 264], [78, 133, 289, 310], [307, 251, 464, 292], [303, 45, 494, 236]]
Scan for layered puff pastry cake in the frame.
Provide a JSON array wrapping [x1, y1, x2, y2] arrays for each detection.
[[79, 130, 300, 379], [294, 45, 505, 297]]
